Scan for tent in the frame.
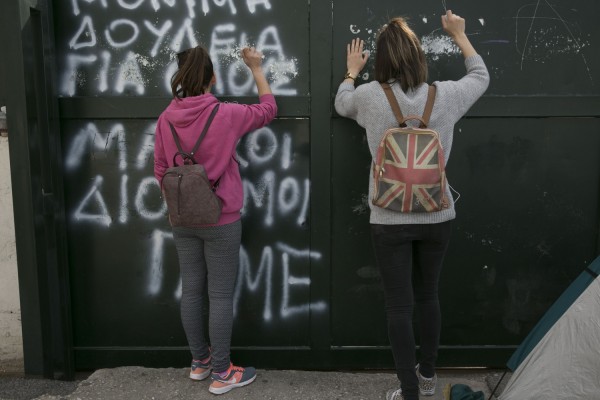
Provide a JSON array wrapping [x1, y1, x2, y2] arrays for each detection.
[[496, 257, 600, 400]]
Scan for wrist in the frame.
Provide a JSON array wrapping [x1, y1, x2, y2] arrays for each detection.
[[344, 71, 357, 81], [450, 32, 468, 42]]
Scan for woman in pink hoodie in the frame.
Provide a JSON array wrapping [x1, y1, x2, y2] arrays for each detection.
[[154, 45, 277, 395]]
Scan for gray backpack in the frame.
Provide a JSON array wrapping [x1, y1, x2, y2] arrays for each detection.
[[160, 104, 222, 226]]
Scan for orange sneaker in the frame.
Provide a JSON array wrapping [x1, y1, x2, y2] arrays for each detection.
[[208, 363, 257, 395], [189, 357, 211, 381]]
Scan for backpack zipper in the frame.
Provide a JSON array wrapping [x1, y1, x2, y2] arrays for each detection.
[[177, 174, 183, 215]]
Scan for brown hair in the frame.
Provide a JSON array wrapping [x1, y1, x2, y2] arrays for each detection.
[[171, 46, 214, 99], [375, 17, 428, 92]]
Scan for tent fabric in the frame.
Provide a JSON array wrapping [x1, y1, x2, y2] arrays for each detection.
[[506, 257, 600, 371], [499, 270, 600, 400]]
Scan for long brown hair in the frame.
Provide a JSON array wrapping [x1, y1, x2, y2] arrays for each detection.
[[171, 45, 214, 99], [375, 17, 428, 92]]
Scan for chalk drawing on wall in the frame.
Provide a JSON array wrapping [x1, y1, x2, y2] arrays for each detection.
[[515, 0, 592, 82]]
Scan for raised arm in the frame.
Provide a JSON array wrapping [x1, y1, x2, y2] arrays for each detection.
[[241, 47, 272, 96], [344, 38, 370, 83]]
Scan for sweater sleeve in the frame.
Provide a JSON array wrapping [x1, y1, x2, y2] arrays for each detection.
[[154, 115, 168, 184], [334, 81, 359, 120], [227, 94, 278, 137], [437, 54, 490, 122]]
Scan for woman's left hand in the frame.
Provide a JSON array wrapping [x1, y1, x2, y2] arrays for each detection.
[[346, 39, 369, 77]]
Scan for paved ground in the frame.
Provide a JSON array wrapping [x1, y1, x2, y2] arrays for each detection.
[[0, 367, 510, 400]]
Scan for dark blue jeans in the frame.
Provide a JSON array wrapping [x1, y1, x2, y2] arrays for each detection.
[[371, 221, 452, 400]]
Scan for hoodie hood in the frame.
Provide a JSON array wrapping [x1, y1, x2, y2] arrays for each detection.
[[162, 94, 219, 129]]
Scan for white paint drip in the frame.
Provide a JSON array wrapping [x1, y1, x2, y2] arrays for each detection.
[[119, 174, 129, 223], [148, 229, 173, 296]]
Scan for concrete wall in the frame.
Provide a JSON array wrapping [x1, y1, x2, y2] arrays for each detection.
[[0, 135, 23, 373]]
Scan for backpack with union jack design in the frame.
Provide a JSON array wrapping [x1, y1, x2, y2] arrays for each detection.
[[372, 83, 449, 213]]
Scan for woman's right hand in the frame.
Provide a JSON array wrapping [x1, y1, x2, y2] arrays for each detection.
[[241, 47, 264, 72], [241, 47, 272, 96], [441, 10, 465, 39], [442, 10, 477, 58]]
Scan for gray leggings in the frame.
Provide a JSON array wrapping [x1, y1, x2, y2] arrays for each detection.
[[172, 220, 241, 373]]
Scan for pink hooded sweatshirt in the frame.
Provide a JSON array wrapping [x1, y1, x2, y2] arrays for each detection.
[[154, 93, 277, 226]]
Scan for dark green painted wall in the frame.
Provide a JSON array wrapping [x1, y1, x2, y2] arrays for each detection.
[[5, 0, 600, 374]]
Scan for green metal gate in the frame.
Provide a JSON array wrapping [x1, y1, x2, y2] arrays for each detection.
[[3, 0, 599, 377]]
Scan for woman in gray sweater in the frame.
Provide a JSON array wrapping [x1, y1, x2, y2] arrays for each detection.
[[335, 10, 489, 400]]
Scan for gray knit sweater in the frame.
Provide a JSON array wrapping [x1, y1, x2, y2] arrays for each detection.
[[335, 54, 489, 225]]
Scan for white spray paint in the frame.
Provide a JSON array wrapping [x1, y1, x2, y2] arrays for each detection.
[[234, 244, 326, 321], [148, 229, 174, 296], [66, 119, 322, 323], [69, 15, 97, 50], [62, 1, 300, 96], [73, 175, 112, 227]]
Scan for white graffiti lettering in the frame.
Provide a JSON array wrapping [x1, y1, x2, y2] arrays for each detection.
[[237, 127, 292, 169], [148, 229, 174, 296], [207, 24, 298, 95], [201, 0, 237, 16], [65, 122, 128, 171], [135, 177, 168, 220], [67, 120, 317, 323], [73, 175, 112, 227], [235, 245, 273, 320], [71, 0, 107, 16], [243, 170, 275, 226], [150, 0, 177, 11], [246, 0, 271, 14], [170, 18, 198, 52], [117, 0, 145, 10], [136, 129, 157, 170], [105, 19, 140, 48], [99, 51, 111, 92], [233, 244, 326, 321], [144, 20, 173, 57], [119, 174, 129, 224], [280, 252, 326, 318], [62, 54, 97, 96], [69, 15, 97, 50], [115, 51, 145, 95], [247, 126, 278, 164], [61, 10, 299, 96], [242, 174, 309, 227]]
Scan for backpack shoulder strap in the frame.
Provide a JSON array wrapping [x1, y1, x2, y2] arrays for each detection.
[[381, 83, 406, 127], [168, 122, 184, 153], [167, 104, 220, 156], [190, 103, 220, 157], [421, 85, 436, 127]]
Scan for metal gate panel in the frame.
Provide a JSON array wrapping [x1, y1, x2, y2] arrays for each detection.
[[6, 0, 600, 374]]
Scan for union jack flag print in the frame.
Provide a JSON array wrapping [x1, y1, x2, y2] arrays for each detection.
[[372, 127, 448, 213]]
